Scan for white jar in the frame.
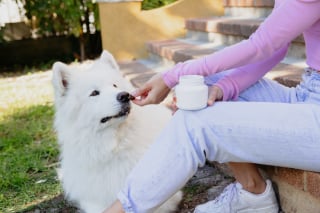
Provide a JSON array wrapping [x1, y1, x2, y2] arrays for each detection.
[[175, 75, 208, 110]]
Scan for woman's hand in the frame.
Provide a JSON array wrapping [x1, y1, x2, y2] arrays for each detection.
[[170, 85, 224, 114], [132, 73, 171, 106], [207, 85, 223, 106]]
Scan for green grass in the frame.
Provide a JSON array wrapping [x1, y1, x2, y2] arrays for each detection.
[[0, 69, 62, 212]]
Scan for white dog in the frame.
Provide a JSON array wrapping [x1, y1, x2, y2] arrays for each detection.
[[52, 51, 182, 213]]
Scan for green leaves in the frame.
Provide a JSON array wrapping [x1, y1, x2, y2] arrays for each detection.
[[142, 0, 178, 10], [24, 0, 99, 37]]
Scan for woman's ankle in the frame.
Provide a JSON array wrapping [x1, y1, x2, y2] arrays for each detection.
[[228, 162, 267, 194], [241, 179, 267, 194], [103, 200, 125, 213]]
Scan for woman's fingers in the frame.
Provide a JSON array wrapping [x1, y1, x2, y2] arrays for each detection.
[[170, 96, 178, 114], [207, 85, 223, 106], [131, 85, 151, 105], [131, 73, 171, 106]]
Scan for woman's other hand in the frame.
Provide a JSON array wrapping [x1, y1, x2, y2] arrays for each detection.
[[207, 85, 223, 106], [170, 85, 224, 114], [132, 73, 171, 106]]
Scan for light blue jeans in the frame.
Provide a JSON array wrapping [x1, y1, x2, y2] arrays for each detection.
[[118, 68, 320, 213]]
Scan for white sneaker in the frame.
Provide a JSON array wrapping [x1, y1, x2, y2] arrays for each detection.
[[194, 179, 279, 213]]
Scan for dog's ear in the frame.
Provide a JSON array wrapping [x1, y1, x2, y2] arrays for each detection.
[[100, 50, 119, 70], [52, 62, 71, 98]]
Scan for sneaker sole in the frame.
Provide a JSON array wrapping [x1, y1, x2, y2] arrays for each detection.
[[238, 205, 279, 213]]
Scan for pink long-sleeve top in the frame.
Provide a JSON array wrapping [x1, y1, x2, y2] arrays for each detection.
[[162, 0, 320, 101]]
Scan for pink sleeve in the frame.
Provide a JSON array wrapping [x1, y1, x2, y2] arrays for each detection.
[[215, 44, 289, 101], [162, 0, 320, 88]]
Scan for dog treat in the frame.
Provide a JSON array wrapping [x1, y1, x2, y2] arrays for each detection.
[[129, 94, 135, 100]]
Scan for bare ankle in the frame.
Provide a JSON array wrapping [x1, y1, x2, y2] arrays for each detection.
[[227, 162, 267, 195], [242, 179, 266, 194], [103, 200, 125, 213]]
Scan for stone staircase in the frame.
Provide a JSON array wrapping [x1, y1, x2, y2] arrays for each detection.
[[118, 0, 320, 212]]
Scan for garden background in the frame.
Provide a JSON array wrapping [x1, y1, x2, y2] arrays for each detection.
[[0, 1, 177, 212]]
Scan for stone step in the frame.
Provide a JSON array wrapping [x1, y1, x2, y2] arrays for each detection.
[[146, 39, 304, 87], [223, 0, 274, 18], [118, 60, 157, 88], [224, 0, 274, 7], [185, 17, 304, 43], [185, 17, 305, 59], [118, 60, 175, 107]]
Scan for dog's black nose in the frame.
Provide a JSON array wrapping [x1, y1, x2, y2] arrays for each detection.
[[117, 91, 131, 103]]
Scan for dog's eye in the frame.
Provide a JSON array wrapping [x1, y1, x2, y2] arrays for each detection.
[[90, 90, 100, 96], [113, 84, 117, 88]]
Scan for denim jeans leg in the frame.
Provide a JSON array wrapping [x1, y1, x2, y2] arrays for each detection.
[[118, 101, 320, 212], [118, 73, 320, 213]]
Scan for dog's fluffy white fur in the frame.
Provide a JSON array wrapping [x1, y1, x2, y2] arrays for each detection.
[[52, 51, 182, 213]]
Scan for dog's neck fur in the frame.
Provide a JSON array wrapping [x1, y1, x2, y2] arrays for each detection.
[[56, 111, 145, 168]]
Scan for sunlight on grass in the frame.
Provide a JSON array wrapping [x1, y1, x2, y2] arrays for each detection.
[[0, 70, 63, 212], [0, 71, 53, 114]]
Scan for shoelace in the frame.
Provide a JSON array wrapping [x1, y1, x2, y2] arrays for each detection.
[[212, 183, 239, 207], [305, 67, 320, 74]]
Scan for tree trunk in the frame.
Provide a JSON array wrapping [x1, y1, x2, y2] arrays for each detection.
[[79, 33, 85, 61]]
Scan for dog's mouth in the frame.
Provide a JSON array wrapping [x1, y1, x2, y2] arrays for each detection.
[[100, 103, 131, 123]]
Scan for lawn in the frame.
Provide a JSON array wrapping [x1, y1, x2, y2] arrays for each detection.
[[0, 67, 68, 212]]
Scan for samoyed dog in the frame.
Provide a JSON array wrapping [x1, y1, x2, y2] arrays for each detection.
[[52, 50, 182, 213]]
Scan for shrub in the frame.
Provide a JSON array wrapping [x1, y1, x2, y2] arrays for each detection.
[[142, 0, 178, 10]]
